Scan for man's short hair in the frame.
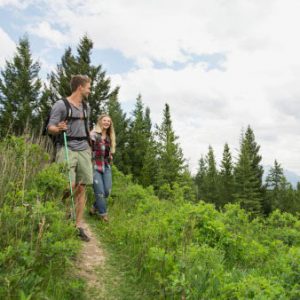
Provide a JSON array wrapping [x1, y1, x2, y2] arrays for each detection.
[[70, 75, 91, 92]]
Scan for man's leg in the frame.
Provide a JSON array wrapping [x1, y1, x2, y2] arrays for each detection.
[[74, 183, 86, 228], [75, 149, 93, 241], [72, 183, 90, 242], [76, 149, 93, 220]]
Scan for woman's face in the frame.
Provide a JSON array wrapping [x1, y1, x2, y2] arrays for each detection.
[[100, 117, 111, 130]]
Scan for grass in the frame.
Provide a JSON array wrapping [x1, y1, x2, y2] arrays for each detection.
[[86, 214, 153, 300]]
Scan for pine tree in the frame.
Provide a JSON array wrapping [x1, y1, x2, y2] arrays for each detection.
[[282, 187, 299, 213], [140, 133, 160, 188], [0, 37, 42, 136], [266, 160, 286, 190], [107, 92, 130, 174], [244, 126, 264, 188], [127, 95, 151, 182], [144, 107, 152, 141], [195, 156, 207, 200], [178, 167, 197, 202], [234, 127, 264, 216], [139, 106, 161, 188], [156, 103, 185, 186], [46, 47, 77, 105], [203, 145, 219, 206], [219, 143, 234, 206], [265, 160, 291, 213], [45, 35, 118, 126]]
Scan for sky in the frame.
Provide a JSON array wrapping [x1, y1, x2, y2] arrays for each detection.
[[1, 0, 300, 176]]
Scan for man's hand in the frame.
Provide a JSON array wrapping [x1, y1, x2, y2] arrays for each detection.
[[48, 121, 68, 135], [57, 121, 68, 132]]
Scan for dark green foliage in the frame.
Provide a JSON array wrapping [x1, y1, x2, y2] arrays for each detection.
[[0, 137, 84, 299], [46, 35, 118, 125], [194, 130, 298, 216], [195, 146, 219, 205], [0, 37, 42, 137], [195, 145, 230, 207]]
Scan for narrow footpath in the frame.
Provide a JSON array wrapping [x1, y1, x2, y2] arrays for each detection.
[[76, 219, 149, 300], [76, 221, 109, 300]]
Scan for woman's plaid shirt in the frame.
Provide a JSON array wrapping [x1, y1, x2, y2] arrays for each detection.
[[90, 131, 113, 173]]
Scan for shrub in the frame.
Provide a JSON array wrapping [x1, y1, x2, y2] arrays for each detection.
[[96, 167, 300, 299], [0, 137, 84, 299]]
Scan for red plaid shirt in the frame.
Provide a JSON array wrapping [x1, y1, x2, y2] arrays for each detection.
[[91, 131, 113, 173]]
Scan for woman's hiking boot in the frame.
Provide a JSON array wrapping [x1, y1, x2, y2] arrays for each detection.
[[89, 207, 96, 216], [101, 215, 109, 222]]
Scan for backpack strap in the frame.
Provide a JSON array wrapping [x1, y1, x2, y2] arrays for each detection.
[[82, 101, 91, 145], [62, 98, 72, 121]]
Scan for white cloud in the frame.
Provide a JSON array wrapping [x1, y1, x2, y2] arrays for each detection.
[[2, 0, 300, 175], [105, 0, 300, 175], [27, 21, 66, 47], [0, 27, 15, 67], [0, 0, 32, 9]]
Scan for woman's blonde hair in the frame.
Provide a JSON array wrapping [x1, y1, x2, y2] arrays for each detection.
[[94, 114, 116, 153]]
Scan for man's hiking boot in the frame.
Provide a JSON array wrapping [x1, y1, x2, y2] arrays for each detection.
[[77, 227, 90, 242]]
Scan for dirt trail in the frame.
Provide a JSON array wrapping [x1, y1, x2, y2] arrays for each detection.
[[76, 221, 107, 298], [76, 220, 146, 300]]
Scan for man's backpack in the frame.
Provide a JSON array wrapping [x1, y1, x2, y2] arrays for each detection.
[[42, 98, 90, 146]]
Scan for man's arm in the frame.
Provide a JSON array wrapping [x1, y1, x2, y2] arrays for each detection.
[[47, 100, 68, 135]]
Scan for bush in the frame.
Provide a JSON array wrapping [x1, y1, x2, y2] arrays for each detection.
[[97, 167, 300, 299], [0, 137, 84, 299]]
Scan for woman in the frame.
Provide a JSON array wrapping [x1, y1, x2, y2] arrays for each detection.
[[89, 114, 116, 222]]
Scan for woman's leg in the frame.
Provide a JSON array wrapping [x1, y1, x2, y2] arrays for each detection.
[[102, 166, 112, 199], [99, 166, 112, 221], [93, 170, 107, 215]]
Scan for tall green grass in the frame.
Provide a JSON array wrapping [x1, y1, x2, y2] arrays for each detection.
[[0, 136, 84, 299]]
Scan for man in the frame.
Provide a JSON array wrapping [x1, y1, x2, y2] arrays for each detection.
[[48, 75, 93, 242]]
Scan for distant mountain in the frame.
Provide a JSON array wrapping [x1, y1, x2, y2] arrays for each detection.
[[263, 165, 300, 188]]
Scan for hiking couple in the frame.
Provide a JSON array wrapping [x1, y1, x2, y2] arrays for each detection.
[[47, 75, 115, 242]]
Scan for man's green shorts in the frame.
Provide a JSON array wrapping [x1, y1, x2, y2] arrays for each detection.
[[56, 148, 93, 185]]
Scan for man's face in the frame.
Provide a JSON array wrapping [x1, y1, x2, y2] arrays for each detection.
[[80, 82, 91, 99]]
